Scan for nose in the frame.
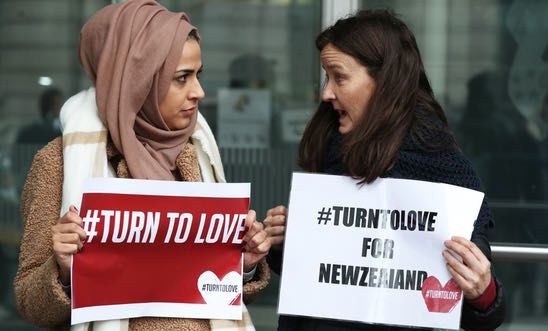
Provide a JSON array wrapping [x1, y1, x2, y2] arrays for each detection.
[[190, 79, 205, 101], [321, 81, 335, 102]]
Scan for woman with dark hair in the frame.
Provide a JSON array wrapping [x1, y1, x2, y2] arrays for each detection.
[[265, 9, 505, 331], [14, 1, 270, 330]]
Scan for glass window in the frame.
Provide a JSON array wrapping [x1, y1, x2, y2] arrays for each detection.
[[360, 0, 548, 328], [7, 0, 547, 330], [1, 1, 108, 329]]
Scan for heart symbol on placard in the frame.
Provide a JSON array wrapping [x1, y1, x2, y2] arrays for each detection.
[[421, 276, 462, 313], [198, 271, 241, 305]]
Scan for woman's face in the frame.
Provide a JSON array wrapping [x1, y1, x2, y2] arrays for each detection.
[[320, 43, 376, 134], [159, 38, 205, 130]]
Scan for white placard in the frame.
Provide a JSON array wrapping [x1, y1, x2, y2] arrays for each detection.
[[278, 173, 485, 330]]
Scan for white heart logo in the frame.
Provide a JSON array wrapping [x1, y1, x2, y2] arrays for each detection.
[[197, 271, 241, 305]]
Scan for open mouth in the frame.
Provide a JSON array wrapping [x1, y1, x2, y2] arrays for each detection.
[[337, 109, 348, 119]]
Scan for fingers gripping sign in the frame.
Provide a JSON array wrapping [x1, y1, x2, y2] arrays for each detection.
[[242, 210, 271, 272], [52, 205, 87, 285], [443, 236, 491, 300], [264, 205, 287, 248]]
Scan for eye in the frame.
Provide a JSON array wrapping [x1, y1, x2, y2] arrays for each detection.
[[333, 73, 345, 84], [175, 75, 188, 83], [324, 71, 345, 86]]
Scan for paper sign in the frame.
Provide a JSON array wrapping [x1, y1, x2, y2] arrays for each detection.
[[278, 173, 484, 330], [71, 178, 250, 324]]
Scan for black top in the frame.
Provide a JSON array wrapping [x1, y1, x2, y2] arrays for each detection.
[[269, 125, 506, 331]]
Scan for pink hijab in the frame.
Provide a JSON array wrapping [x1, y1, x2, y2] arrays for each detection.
[[79, 0, 199, 180]]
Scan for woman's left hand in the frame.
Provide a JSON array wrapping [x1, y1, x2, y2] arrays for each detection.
[[242, 210, 271, 272], [443, 236, 491, 300]]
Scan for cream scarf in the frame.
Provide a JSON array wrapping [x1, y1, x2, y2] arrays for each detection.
[[60, 87, 254, 331]]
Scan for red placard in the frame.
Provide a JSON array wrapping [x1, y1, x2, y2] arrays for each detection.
[[71, 178, 249, 324]]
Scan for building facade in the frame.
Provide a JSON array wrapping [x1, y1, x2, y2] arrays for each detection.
[[0, 0, 547, 329]]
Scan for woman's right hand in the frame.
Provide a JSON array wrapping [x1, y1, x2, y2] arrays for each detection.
[[51, 205, 86, 285], [263, 205, 287, 249]]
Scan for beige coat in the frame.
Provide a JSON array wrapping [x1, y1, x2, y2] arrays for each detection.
[[14, 137, 270, 331]]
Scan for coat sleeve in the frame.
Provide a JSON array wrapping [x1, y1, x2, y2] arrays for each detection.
[[242, 257, 271, 304], [451, 154, 506, 330], [14, 138, 71, 328], [436, 152, 506, 330], [460, 201, 506, 331]]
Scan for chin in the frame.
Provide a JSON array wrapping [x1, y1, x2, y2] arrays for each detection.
[[172, 120, 192, 131], [338, 126, 351, 135]]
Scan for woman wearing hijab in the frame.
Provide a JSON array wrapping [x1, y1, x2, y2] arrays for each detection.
[[14, 1, 270, 330]]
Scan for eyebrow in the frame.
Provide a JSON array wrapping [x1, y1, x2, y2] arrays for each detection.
[[324, 63, 345, 70], [175, 65, 203, 74]]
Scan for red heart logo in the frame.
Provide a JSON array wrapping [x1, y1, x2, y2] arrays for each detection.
[[421, 276, 462, 313]]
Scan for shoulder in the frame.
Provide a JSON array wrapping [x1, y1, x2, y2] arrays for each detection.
[[21, 138, 64, 221], [390, 147, 484, 192], [23, 136, 63, 170], [390, 141, 495, 228], [34, 137, 63, 160], [390, 112, 482, 190]]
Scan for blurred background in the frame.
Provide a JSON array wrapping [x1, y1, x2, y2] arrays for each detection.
[[0, 0, 546, 330]]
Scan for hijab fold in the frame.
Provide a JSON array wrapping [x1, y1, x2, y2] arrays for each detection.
[[79, 0, 199, 180]]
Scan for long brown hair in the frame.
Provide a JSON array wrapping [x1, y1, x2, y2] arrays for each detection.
[[299, 9, 456, 183]]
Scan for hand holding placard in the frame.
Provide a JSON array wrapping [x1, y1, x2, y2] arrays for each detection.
[[52, 205, 86, 285], [241, 210, 271, 272], [443, 236, 492, 300], [264, 205, 288, 248]]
